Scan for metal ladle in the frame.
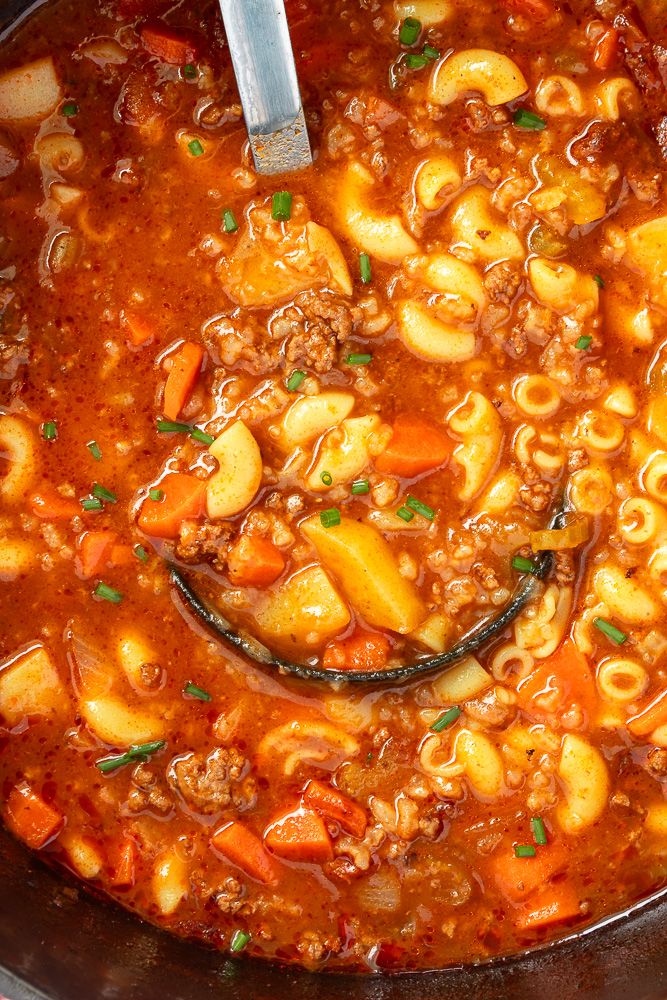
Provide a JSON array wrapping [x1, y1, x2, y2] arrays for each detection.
[[219, 0, 312, 174], [186, 7, 559, 684]]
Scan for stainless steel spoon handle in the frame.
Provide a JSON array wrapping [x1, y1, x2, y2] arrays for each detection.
[[218, 0, 312, 174]]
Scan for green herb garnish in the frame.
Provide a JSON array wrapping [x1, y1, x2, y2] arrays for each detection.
[[320, 508, 341, 528], [93, 483, 117, 503], [352, 479, 370, 495], [360, 252, 371, 284], [230, 929, 251, 953], [397, 506, 414, 522], [43, 421, 57, 441], [62, 102, 78, 116], [184, 681, 211, 702], [531, 816, 547, 846], [81, 497, 104, 512], [575, 335, 592, 350], [430, 706, 462, 732], [87, 440, 102, 462], [515, 845, 536, 858], [593, 617, 627, 645], [513, 555, 537, 574], [321, 472, 333, 486], [188, 138, 204, 157], [96, 740, 166, 773], [272, 191, 292, 221], [149, 489, 164, 502], [400, 16, 421, 44], [94, 582, 123, 604], [346, 353, 372, 365], [513, 109, 546, 131], [406, 494, 435, 521], [134, 545, 149, 564], [286, 370, 306, 391], [223, 209, 238, 233]]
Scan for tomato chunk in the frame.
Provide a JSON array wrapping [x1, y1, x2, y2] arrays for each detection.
[[375, 414, 451, 479], [264, 805, 334, 863], [4, 785, 63, 849], [211, 820, 280, 884], [592, 27, 620, 70], [140, 21, 200, 65], [111, 839, 136, 888], [226, 534, 286, 587], [137, 473, 206, 539], [304, 779, 367, 838], [77, 530, 117, 577]]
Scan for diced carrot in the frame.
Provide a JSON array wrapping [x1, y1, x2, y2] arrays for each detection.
[[4, 785, 63, 849], [375, 414, 451, 479], [593, 27, 620, 70], [121, 310, 155, 347], [304, 779, 367, 838], [493, 842, 570, 903], [30, 491, 80, 520], [211, 820, 280, 885], [163, 342, 204, 421], [137, 473, 206, 539], [77, 530, 117, 578], [264, 805, 333, 864], [111, 839, 136, 888], [516, 639, 597, 722], [109, 544, 136, 567], [628, 687, 667, 736], [499, 0, 553, 18], [226, 535, 286, 588], [140, 21, 200, 65], [323, 629, 391, 672], [517, 881, 582, 931]]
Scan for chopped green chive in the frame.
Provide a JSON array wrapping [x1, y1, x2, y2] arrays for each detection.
[[406, 494, 435, 521], [423, 44, 440, 59], [512, 555, 537, 574], [183, 63, 197, 79], [513, 109, 546, 131], [346, 353, 372, 365], [397, 506, 414, 522], [430, 706, 462, 733], [321, 471, 333, 486], [157, 420, 191, 434], [43, 421, 57, 441], [286, 370, 306, 391], [406, 53, 428, 68], [87, 440, 102, 462], [366, 750, 373, 764], [594, 274, 605, 289], [360, 252, 371, 284], [157, 420, 213, 445], [62, 102, 78, 116], [134, 545, 149, 564], [81, 497, 104, 512], [93, 483, 117, 504], [188, 138, 204, 157], [400, 16, 421, 45], [230, 929, 251, 953], [593, 617, 627, 645], [515, 845, 536, 858], [94, 582, 123, 604], [184, 681, 211, 702], [352, 479, 370, 495], [149, 488, 164, 502], [96, 740, 166, 773], [531, 816, 547, 846], [272, 191, 292, 221], [320, 508, 341, 528], [223, 209, 238, 233], [191, 427, 215, 446], [575, 335, 592, 350]]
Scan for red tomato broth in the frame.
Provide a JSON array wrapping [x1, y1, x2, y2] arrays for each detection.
[[0, 0, 666, 974]]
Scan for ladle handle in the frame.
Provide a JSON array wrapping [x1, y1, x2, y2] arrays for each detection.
[[218, 0, 312, 174]]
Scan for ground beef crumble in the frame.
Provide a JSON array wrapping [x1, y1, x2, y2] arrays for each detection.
[[127, 763, 172, 814], [276, 291, 362, 374], [175, 520, 232, 571]]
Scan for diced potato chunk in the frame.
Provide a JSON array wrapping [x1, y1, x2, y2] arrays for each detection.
[[0, 57, 62, 122], [152, 849, 189, 915], [301, 516, 427, 633], [256, 565, 350, 644], [0, 645, 67, 724], [79, 695, 164, 745]]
